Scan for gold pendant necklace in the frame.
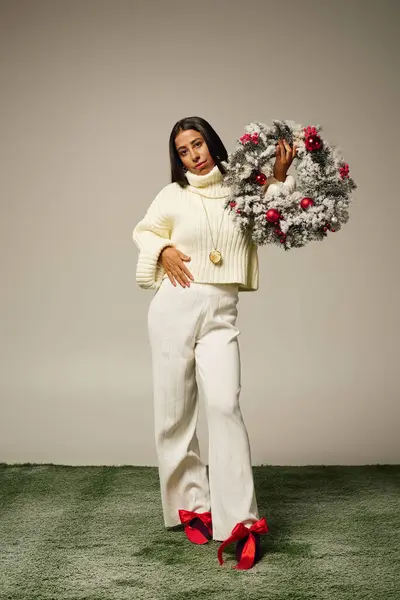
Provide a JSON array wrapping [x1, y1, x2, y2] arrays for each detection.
[[198, 194, 225, 265], [209, 249, 222, 264]]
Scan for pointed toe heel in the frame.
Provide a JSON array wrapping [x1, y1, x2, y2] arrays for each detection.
[[178, 510, 212, 545], [218, 517, 268, 570]]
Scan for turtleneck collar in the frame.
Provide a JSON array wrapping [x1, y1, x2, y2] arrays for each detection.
[[184, 161, 230, 199]]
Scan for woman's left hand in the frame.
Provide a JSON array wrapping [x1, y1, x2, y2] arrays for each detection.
[[273, 139, 297, 182]]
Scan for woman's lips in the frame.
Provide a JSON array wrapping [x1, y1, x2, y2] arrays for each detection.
[[195, 161, 206, 169]]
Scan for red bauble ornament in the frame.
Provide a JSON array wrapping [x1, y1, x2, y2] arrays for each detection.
[[229, 201, 237, 207], [255, 172, 267, 185], [266, 208, 281, 223], [305, 135, 323, 151], [300, 197, 315, 210]]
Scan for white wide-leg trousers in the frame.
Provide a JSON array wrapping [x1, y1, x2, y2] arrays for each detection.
[[147, 277, 259, 541]]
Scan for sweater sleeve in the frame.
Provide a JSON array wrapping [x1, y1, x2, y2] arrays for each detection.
[[132, 187, 175, 289], [265, 174, 297, 196]]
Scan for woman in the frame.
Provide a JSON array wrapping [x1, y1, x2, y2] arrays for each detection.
[[132, 116, 296, 570]]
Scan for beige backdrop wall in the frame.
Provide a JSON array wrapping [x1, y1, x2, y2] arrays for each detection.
[[1, 0, 399, 466]]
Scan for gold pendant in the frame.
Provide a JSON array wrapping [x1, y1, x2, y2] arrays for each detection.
[[209, 250, 222, 264]]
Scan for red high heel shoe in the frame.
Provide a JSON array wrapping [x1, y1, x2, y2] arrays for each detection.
[[178, 509, 212, 545], [217, 517, 268, 569]]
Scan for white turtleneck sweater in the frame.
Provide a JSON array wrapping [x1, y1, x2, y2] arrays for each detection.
[[132, 163, 296, 292]]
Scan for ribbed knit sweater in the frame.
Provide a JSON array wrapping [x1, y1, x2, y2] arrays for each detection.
[[132, 163, 296, 292]]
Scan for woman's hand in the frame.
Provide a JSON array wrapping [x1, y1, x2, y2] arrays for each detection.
[[159, 246, 194, 287], [273, 138, 297, 182]]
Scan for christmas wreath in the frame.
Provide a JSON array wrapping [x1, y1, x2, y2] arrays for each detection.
[[223, 119, 357, 249]]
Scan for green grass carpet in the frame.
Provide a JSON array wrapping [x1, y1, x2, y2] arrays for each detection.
[[0, 464, 399, 600]]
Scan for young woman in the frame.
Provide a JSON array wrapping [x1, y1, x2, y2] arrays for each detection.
[[132, 116, 296, 570]]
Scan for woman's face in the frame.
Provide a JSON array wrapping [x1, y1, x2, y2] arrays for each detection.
[[175, 129, 216, 175]]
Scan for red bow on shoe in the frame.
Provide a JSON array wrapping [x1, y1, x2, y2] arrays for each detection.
[[218, 517, 268, 570], [178, 510, 212, 544]]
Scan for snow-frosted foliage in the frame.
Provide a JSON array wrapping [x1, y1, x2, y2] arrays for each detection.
[[223, 119, 357, 250]]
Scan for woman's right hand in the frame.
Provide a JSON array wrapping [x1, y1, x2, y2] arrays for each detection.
[[159, 246, 194, 287]]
